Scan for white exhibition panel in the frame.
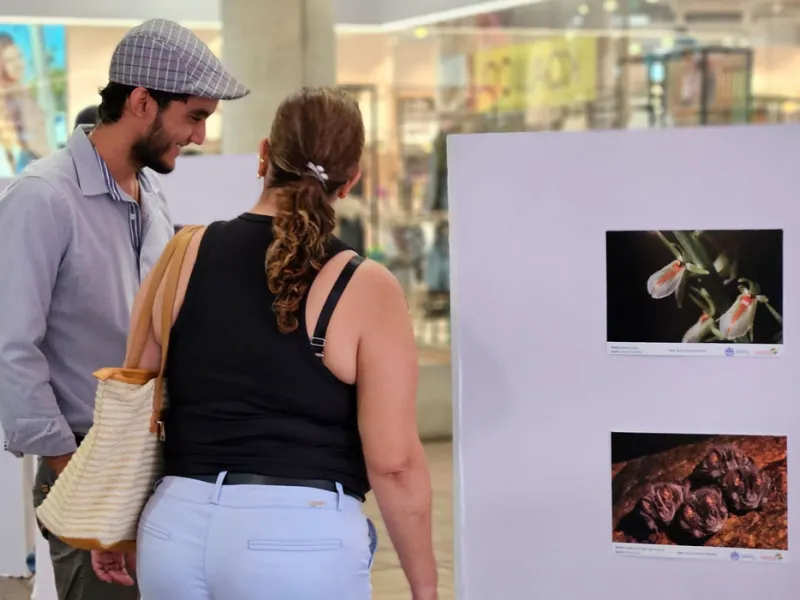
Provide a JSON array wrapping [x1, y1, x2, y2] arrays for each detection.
[[448, 125, 798, 599], [0, 434, 33, 577], [32, 530, 55, 600], [160, 153, 263, 226], [2, 155, 263, 225]]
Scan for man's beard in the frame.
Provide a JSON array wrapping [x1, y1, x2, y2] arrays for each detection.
[[130, 115, 175, 174]]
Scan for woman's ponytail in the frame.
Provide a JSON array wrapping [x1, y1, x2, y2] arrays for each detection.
[[262, 87, 366, 333], [266, 178, 336, 333]]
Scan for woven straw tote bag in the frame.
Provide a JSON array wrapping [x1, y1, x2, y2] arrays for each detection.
[[36, 225, 203, 552]]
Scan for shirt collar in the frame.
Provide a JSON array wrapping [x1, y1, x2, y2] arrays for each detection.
[[67, 125, 151, 200]]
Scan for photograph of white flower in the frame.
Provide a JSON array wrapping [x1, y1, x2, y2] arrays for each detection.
[[606, 229, 783, 357]]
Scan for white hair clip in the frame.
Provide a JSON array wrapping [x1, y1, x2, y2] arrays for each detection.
[[306, 162, 329, 184]]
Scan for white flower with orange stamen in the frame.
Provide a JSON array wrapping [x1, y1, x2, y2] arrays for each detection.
[[718, 290, 758, 340], [647, 260, 686, 300], [683, 313, 715, 343], [682, 287, 718, 343]]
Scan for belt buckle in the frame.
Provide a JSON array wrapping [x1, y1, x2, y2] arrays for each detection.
[[156, 420, 166, 442]]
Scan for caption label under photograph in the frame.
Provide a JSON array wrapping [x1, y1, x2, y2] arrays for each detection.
[[606, 229, 783, 358], [611, 432, 788, 563]]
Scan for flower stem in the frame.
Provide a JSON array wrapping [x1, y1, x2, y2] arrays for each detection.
[[674, 230, 713, 270], [765, 302, 783, 326], [654, 230, 682, 260]]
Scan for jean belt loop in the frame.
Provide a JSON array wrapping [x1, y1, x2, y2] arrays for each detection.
[[211, 471, 228, 505], [335, 481, 344, 511]]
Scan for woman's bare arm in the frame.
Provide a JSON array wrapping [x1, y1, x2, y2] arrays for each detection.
[[124, 229, 204, 372], [123, 271, 162, 372], [356, 262, 437, 600]]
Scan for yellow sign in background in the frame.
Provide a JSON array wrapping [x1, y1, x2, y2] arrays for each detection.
[[472, 37, 597, 113]]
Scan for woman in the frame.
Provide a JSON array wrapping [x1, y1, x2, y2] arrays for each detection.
[[0, 32, 44, 174], [91, 87, 438, 599]]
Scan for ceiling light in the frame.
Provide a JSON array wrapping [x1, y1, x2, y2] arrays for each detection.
[[578, 3, 590, 15], [603, 0, 618, 12]]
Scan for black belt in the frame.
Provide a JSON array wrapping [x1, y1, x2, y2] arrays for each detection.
[[185, 473, 364, 502]]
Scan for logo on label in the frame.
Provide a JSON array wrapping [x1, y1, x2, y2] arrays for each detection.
[[730, 551, 740, 561], [725, 347, 735, 357]]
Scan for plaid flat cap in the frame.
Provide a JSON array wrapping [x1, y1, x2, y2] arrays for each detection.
[[109, 19, 249, 100]]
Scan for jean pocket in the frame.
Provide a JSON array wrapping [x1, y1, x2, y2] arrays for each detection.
[[140, 522, 171, 541], [247, 539, 343, 552]]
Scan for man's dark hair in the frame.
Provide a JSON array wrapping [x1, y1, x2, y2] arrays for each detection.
[[97, 82, 190, 124]]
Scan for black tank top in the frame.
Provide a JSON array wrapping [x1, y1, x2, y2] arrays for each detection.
[[162, 213, 369, 498]]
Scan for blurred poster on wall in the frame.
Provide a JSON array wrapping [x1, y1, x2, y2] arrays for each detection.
[[0, 24, 67, 177], [525, 36, 597, 110], [470, 37, 597, 115]]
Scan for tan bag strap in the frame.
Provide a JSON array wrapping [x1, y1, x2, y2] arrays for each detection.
[[148, 225, 204, 435], [126, 240, 179, 369]]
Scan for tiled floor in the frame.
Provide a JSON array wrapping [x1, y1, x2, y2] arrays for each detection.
[[0, 579, 28, 600], [0, 441, 454, 600]]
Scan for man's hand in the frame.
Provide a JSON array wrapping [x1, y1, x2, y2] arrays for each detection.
[[44, 453, 73, 477], [91, 550, 136, 586]]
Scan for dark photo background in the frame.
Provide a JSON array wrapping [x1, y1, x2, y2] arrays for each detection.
[[606, 229, 783, 344], [612, 432, 714, 463]]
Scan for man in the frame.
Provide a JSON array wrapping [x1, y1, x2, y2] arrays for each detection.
[[0, 19, 247, 600], [73, 105, 99, 129]]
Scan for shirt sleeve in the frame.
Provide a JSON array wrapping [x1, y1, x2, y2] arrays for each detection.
[[0, 176, 77, 457]]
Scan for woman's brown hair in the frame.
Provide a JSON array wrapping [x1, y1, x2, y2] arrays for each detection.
[[265, 86, 365, 333]]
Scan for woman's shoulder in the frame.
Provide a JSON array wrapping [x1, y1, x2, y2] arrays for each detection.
[[324, 250, 404, 305]]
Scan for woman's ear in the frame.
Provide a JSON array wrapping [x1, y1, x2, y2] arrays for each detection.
[[338, 168, 362, 199], [257, 138, 270, 178]]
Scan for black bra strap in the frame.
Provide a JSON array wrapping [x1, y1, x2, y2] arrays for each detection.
[[311, 255, 365, 357]]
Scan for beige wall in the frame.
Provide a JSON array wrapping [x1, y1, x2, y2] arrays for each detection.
[[752, 46, 800, 97]]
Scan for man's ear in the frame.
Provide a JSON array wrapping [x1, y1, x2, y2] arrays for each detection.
[[127, 87, 154, 119]]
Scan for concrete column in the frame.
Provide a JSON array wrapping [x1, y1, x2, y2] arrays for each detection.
[[220, 0, 337, 154]]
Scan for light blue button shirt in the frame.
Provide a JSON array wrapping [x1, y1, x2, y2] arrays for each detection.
[[0, 126, 174, 456]]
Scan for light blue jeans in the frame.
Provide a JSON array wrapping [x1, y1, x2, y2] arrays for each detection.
[[136, 473, 377, 600]]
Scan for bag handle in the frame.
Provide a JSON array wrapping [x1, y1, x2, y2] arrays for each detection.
[[126, 225, 203, 369], [149, 225, 203, 436]]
